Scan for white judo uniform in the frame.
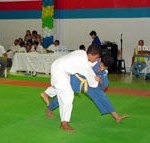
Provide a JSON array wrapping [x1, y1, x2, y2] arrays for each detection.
[[48, 50, 98, 122]]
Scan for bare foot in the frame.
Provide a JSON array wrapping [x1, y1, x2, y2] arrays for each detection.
[[60, 122, 74, 132], [46, 108, 55, 118], [115, 114, 129, 123], [40, 92, 49, 106]]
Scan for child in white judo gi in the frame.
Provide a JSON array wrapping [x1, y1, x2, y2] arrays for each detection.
[[41, 55, 128, 126], [41, 44, 101, 131]]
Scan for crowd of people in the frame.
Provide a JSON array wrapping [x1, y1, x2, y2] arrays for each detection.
[[6, 30, 43, 67], [0, 30, 62, 76], [0, 30, 44, 76]]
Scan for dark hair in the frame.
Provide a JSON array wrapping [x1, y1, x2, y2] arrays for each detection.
[[33, 41, 39, 46], [26, 39, 33, 45], [32, 30, 37, 35], [19, 41, 25, 47], [54, 40, 60, 45], [79, 44, 86, 50], [101, 55, 114, 68], [89, 30, 97, 36], [87, 44, 101, 56]]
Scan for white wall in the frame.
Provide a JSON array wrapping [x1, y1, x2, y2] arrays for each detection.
[[55, 18, 150, 71], [0, 18, 150, 72], [0, 19, 42, 49]]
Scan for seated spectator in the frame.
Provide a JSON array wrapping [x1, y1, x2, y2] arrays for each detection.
[[26, 40, 35, 52], [0, 45, 7, 77], [131, 39, 145, 66], [131, 40, 146, 77], [33, 41, 44, 54], [18, 41, 26, 53], [24, 30, 32, 44], [8, 39, 20, 53], [79, 44, 86, 51], [31, 30, 42, 44], [46, 40, 60, 53], [6, 39, 20, 67], [18, 37, 24, 45]]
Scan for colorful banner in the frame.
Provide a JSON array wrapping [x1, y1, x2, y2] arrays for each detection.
[[42, 0, 54, 48]]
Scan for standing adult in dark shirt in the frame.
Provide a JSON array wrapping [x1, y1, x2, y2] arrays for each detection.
[[89, 30, 101, 46]]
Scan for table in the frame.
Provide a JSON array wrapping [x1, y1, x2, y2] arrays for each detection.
[[10, 52, 67, 74]]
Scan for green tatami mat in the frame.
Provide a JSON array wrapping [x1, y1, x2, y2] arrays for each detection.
[[7, 74, 49, 82], [109, 81, 150, 90], [0, 84, 150, 143]]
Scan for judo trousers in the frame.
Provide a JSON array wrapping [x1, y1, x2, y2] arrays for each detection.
[[47, 75, 115, 115]]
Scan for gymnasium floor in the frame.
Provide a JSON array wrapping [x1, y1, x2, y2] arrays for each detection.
[[0, 72, 150, 143]]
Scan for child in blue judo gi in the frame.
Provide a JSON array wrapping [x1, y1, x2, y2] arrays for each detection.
[[41, 55, 128, 123]]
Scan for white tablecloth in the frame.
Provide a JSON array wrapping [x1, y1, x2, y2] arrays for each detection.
[[10, 52, 67, 74]]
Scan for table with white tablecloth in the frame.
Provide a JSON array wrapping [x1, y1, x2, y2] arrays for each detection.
[[10, 52, 67, 74]]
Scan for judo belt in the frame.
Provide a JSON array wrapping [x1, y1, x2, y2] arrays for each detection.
[[75, 74, 88, 93]]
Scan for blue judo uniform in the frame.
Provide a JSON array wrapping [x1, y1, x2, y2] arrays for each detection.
[[48, 62, 115, 115]]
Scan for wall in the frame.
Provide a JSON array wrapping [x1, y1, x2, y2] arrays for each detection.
[[0, 19, 42, 49], [55, 18, 150, 71], [0, 0, 42, 49], [0, 0, 150, 72], [54, 0, 150, 71]]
